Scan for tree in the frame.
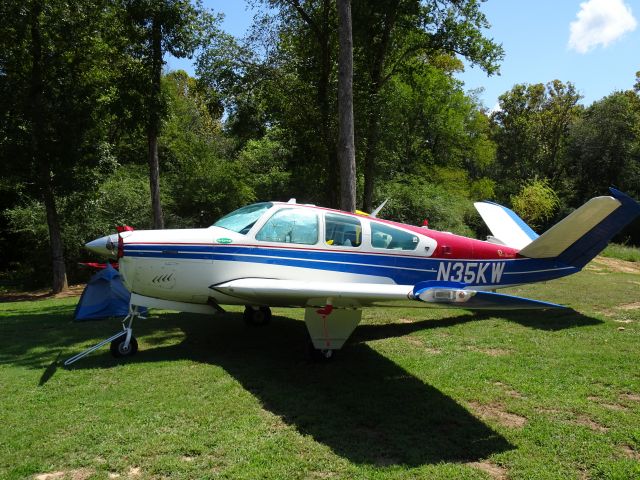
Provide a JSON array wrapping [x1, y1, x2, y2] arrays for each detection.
[[121, 0, 215, 229], [491, 81, 582, 199], [568, 91, 640, 202], [0, 0, 118, 292], [337, 0, 356, 211], [353, 0, 504, 211]]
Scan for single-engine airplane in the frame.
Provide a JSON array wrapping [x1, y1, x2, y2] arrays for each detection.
[[67, 187, 640, 364]]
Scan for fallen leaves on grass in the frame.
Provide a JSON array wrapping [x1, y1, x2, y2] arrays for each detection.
[[467, 401, 527, 428]]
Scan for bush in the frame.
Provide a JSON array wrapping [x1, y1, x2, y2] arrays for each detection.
[[510, 179, 560, 230], [377, 177, 475, 236]]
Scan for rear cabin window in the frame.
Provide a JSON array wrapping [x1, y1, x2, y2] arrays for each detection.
[[325, 213, 362, 247], [255, 208, 319, 245], [371, 223, 419, 251]]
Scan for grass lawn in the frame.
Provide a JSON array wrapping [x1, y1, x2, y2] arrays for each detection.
[[1, 256, 639, 479]]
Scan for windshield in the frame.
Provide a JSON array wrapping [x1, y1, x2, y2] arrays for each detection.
[[212, 202, 273, 234]]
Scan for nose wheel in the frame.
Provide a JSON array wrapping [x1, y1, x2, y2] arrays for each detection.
[[243, 305, 272, 326], [110, 335, 138, 357]]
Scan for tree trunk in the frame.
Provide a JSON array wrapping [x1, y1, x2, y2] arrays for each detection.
[[362, 105, 381, 212], [41, 166, 69, 293], [362, 5, 397, 212], [148, 16, 164, 229], [336, 0, 356, 212], [30, 0, 68, 293]]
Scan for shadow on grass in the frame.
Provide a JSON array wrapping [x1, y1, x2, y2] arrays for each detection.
[[0, 305, 602, 466], [1, 305, 519, 466], [82, 312, 516, 466], [355, 308, 602, 343]]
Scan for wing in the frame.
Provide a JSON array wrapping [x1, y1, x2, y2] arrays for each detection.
[[212, 278, 412, 307], [212, 278, 564, 310]]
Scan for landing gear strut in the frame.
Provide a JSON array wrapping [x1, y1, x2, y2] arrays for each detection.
[[64, 305, 145, 366], [243, 305, 272, 326]]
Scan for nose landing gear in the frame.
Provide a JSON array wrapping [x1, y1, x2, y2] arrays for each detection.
[[64, 305, 145, 366]]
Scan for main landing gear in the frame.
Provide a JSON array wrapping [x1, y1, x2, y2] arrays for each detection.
[[243, 305, 272, 326]]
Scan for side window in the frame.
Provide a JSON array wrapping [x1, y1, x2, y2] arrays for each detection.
[[325, 213, 362, 247], [371, 223, 419, 251], [255, 209, 318, 245]]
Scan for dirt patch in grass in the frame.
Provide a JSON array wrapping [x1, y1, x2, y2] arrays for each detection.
[[397, 318, 413, 324], [617, 302, 640, 311], [592, 256, 640, 274], [403, 337, 442, 353], [467, 401, 527, 428], [494, 381, 524, 399], [35, 469, 93, 480], [587, 396, 629, 411], [468, 346, 511, 357], [0, 284, 85, 303], [467, 461, 508, 479], [620, 445, 640, 460], [573, 415, 609, 433], [620, 393, 640, 402]]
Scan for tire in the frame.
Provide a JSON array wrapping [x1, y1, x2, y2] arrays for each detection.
[[110, 335, 138, 358], [243, 306, 272, 326]]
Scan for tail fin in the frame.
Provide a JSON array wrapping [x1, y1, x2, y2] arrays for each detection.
[[474, 201, 538, 249], [518, 188, 640, 268]]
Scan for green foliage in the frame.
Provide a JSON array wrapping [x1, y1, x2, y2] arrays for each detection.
[[378, 176, 475, 236], [568, 91, 640, 202], [237, 130, 292, 202], [602, 243, 640, 263], [491, 81, 583, 199], [510, 179, 560, 229]]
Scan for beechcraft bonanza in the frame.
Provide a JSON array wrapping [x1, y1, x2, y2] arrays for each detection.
[[65, 188, 640, 365]]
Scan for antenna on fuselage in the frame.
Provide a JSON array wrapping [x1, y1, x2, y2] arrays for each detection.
[[370, 199, 388, 218], [287, 198, 296, 204]]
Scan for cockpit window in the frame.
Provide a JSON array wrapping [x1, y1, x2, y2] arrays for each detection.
[[212, 202, 273, 234], [325, 213, 361, 247], [255, 208, 318, 245]]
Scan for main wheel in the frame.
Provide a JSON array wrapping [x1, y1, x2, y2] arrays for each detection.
[[243, 306, 272, 326], [110, 335, 138, 358]]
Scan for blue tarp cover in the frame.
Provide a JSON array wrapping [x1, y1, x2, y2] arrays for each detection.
[[74, 263, 140, 321]]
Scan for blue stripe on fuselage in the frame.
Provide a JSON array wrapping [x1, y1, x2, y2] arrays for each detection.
[[123, 244, 578, 287]]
